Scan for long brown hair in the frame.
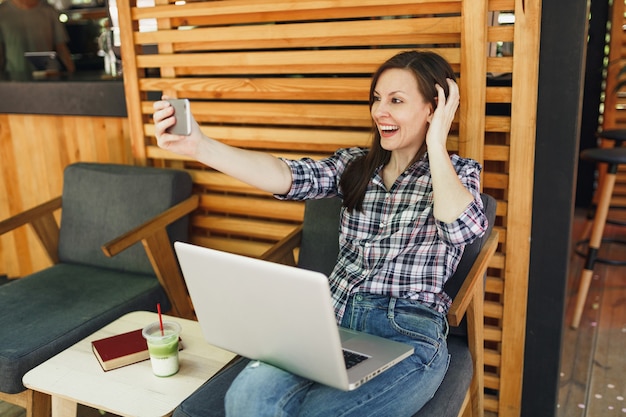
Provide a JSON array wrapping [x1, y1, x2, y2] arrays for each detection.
[[339, 51, 456, 211]]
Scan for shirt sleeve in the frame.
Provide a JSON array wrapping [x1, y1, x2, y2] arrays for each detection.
[[436, 156, 488, 246], [274, 147, 367, 200]]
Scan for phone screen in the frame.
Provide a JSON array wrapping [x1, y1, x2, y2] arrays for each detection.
[[166, 99, 192, 136]]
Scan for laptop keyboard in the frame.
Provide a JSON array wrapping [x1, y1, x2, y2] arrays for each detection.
[[343, 349, 369, 369]]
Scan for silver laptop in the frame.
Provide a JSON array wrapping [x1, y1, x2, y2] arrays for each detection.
[[174, 241, 414, 391]]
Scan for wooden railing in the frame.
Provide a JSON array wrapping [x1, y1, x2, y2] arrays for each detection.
[[115, 1, 542, 416]]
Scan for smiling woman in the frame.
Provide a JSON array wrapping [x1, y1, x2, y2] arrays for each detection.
[[152, 49, 489, 417]]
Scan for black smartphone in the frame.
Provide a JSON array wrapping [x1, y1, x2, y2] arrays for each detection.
[[166, 99, 192, 136]]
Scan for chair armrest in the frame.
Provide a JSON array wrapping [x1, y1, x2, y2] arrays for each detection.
[[260, 224, 303, 266], [0, 196, 62, 263], [447, 229, 498, 417], [447, 230, 499, 327], [101, 195, 199, 257], [101, 195, 200, 319]]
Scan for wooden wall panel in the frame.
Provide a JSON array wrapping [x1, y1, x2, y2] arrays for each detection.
[[114, 1, 542, 416], [499, 2, 542, 415], [0, 114, 132, 278]]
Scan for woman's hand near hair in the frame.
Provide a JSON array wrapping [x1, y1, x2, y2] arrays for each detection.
[[425, 78, 459, 151], [153, 97, 293, 195]]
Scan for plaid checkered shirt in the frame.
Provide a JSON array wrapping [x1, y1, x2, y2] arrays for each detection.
[[276, 147, 488, 323]]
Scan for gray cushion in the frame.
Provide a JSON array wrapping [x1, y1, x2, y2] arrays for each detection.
[[59, 162, 192, 274], [297, 198, 342, 276], [0, 264, 169, 393], [412, 335, 473, 416], [0, 162, 192, 394]]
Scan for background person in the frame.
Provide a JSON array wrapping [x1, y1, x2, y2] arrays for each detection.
[[0, 0, 75, 74]]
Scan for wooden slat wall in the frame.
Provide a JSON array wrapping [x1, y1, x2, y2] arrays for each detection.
[[0, 114, 133, 277], [115, 1, 542, 416]]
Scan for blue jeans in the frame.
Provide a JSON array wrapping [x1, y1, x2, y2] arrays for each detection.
[[225, 294, 450, 417]]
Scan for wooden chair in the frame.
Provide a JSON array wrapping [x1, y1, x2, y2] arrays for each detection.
[[172, 194, 498, 417], [0, 162, 198, 417]]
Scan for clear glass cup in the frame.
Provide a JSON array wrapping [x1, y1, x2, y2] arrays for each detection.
[[142, 321, 181, 377]]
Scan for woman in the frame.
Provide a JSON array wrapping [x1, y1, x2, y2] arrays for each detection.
[[153, 50, 488, 417]]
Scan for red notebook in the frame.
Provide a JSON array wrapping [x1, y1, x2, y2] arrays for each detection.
[[92, 328, 150, 371]]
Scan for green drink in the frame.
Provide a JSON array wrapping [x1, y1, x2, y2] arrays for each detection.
[[142, 321, 181, 377]]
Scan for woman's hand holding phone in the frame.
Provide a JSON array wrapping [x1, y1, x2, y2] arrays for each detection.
[[153, 97, 201, 158], [166, 98, 192, 135]]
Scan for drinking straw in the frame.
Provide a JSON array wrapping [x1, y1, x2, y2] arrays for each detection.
[[157, 303, 164, 336]]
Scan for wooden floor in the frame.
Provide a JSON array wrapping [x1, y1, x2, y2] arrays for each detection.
[[1, 211, 625, 417], [557, 208, 626, 417]]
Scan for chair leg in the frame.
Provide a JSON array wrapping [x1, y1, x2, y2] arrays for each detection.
[[571, 168, 617, 328], [29, 390, 51, 417], [0, 389, 51, 417]]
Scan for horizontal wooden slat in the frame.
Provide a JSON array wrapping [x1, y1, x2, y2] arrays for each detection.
[[492, 252, 506, 270], [484, 144, 510, 161], [191, 235, 273, 259], [484, 350, 501, 367], [199, 194, 304, 222], [485, 301, 503, 319], [486, 115, 511, 132], [140, 77, 372, 101], [489, 0, 516, 11], [483, 172, 509, 189], [137, 17, 461, 51], [485, 395, 499, 412], [485, 325, 502, 342], [192, 215, 297, 241], [487, 56, 514, 74], [485, 373, 501, 391], [494, 201, 508, 220], [132, 0, 462, 25], [488, 25, 515, 43], [486, 276, 504, 295], [190, 171, 268, 195], [136, 48, 462, 74], [487, 86, 513, 103]]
